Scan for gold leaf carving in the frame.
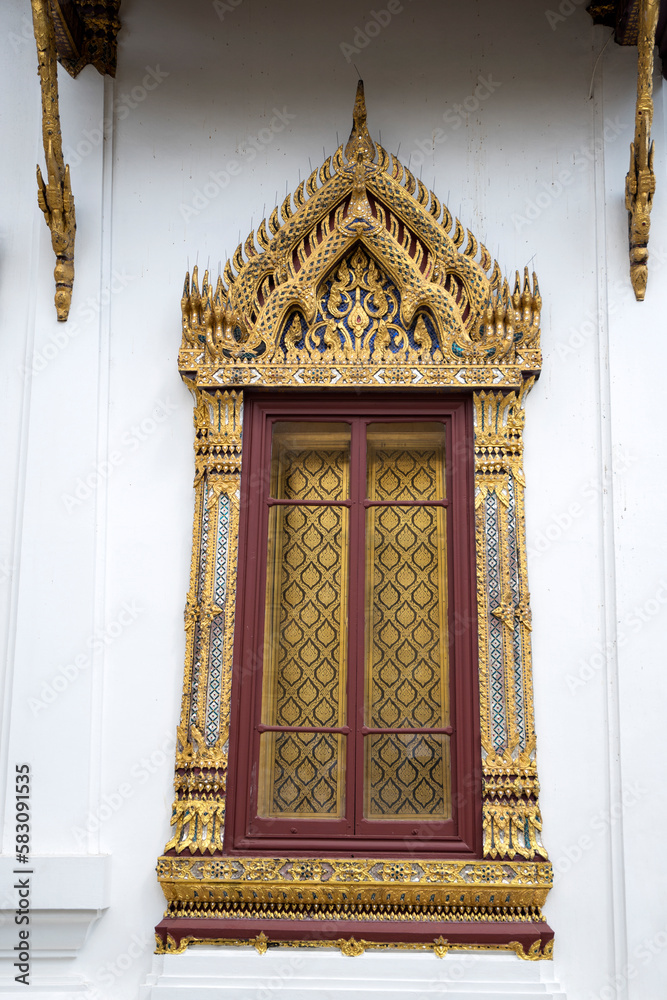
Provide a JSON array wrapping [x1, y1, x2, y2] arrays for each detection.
[[252, 931, 269, 955], [339, 937, 365, 957]]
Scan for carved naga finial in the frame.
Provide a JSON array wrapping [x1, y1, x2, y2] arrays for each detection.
[[181, 266, 251, 358], [344, 80, 376, 164]]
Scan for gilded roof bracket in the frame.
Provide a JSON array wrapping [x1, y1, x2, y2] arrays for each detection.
[[31, 0, 76, 322], [625, 0, 659, 301]]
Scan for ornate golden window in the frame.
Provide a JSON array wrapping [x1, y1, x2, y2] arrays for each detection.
[[155, 83, 553, 961]]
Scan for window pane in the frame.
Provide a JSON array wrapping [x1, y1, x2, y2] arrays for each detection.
[[260, 422, 350, 824], [258, 732, 345, 818], [262, 505, 348, 727], [364, 733, 450, 819], [271, 422, 350, 499], [367, 422, 446, 500], [366, 506, 449, 728]]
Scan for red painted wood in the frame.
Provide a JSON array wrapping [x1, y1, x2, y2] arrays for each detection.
[[225, 392, 481, 857]]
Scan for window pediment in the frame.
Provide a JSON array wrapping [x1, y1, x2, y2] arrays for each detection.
[[179, 85, 541, 391]]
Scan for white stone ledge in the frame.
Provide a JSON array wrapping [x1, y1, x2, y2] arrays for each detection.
[[141, 947, 567, 999], [0, 855, 110, 959]]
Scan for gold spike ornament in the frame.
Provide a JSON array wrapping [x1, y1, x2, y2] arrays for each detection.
[[344, 80, 376, 164]]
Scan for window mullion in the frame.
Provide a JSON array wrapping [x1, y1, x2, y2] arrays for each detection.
[[348, 417, 366, 837]]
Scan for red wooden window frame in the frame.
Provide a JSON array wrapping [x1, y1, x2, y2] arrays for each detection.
[[226, 392, 481, 857]]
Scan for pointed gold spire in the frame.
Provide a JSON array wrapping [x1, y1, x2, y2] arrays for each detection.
[[344, 80, 375, 164]]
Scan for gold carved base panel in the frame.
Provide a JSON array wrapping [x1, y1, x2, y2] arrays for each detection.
[[157, 855, 552, 907], [155, 855, 554, 957]]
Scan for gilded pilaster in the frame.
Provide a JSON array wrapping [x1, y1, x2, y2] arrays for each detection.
[[474, 385, 546, 861], [165, 386, 242, 855]]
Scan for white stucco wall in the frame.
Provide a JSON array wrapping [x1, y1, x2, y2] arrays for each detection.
[[1, 0, 666, 997]]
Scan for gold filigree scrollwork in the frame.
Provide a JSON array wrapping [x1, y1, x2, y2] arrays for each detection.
[[339, 937, 366, 957], [625, 0, 659, 300], [31, 0, 76, 321], [251, 932, 269, 955], [157, 852, 552, 911], [164, 799, 226, 855]]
